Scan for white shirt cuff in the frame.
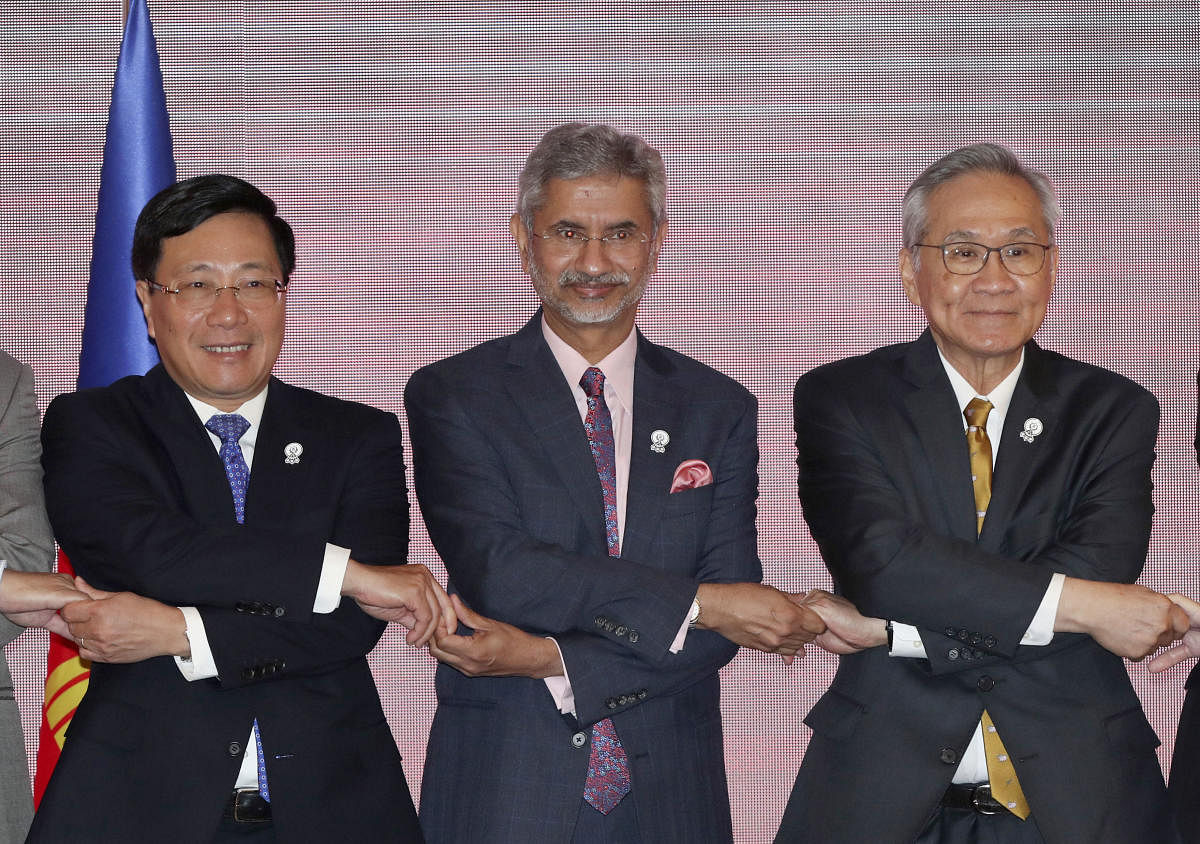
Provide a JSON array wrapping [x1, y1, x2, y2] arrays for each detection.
[[0, 559, 7, 590], [316, 543, 351, 613], [889, 621, 928, 658], [174, 606, 218, 681], [1022, 571, 1065, 645], [669, 610, 690, 654], [542, 637, 575, 716]]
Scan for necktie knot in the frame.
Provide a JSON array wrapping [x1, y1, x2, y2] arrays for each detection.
[[205, 413, 251, 446], [580, 367, 606, 400], [964, 397, 993, 430]]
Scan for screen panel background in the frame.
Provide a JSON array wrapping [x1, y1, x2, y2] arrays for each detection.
[[2, 3, 1197, 840]]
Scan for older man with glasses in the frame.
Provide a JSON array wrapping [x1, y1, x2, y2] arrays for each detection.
[[776, 143, 1185, 843]]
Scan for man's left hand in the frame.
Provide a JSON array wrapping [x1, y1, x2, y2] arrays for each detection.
[[428, 595, 565, 679], [61, 577, 190, 663], [796, 589, 887, 654]]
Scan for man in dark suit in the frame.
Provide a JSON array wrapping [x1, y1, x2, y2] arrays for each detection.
[[30, 175, 452, 842], [0, 349, 89, 840], [777, 144, 1186, 843], [407, 123, 828, 843], [1148, 383, 1200, 842]]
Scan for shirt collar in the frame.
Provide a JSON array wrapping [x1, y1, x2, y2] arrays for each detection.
[[937, 347, 1024, 417], [184, 386, 269, 432], [541, 317, 637, 412]]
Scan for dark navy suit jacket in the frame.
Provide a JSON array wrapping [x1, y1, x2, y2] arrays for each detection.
[[777, 331, 1175, 843], [30, 365, 422, 843], [407, 313, 761, 843]]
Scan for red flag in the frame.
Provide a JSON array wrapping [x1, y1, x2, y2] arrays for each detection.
[[34, 0, 174, 805]]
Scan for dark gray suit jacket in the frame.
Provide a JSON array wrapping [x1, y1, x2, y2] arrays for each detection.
[[407, 313, 761, 843], [0, 351, 54, 843], [777, 331, 1174, 843], [30, 365, 422, 843]]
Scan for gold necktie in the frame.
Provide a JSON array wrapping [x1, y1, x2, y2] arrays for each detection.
[[965, 397, 1031, 820]]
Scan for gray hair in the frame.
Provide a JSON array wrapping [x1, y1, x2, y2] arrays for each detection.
[[517, 123, 667, 230], [902, 143, 1060, 255]]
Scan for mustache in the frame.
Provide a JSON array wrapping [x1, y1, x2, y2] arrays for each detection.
[[558, 270, 630, 288]]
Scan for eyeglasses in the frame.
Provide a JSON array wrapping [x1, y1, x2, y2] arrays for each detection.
[[914, 242, 1053, 276], [533, 226, 651, 257], [147, 278, 285, 310]]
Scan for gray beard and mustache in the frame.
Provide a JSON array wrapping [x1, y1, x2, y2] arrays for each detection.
[[528, 261, 648, 325]]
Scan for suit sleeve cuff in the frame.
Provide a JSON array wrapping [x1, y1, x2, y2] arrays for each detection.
[[174, 606, 218, 681], [889, 621, 927, 658], [1022, 571, 1065, 645], [315, 543, 351, 613], [543, 637, 575, 716]]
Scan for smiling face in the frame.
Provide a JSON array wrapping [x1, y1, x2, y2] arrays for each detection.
[[511, 174, 665, 353], [900, 171, 1057, 387], [136, 211, 285, 410]]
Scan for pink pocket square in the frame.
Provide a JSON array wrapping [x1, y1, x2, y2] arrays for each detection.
[[670, 459, 713, 493]]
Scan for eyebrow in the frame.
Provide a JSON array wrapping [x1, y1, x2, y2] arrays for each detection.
[[942, 227, 1040, 242], [552, 219, 642, 233], [177, 260, 276, 274]]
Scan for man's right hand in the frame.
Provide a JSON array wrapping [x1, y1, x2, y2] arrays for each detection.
[[694, 582, 826, 662], [1056, 577, 1189, 660], [341, 561, 457, 647], [797, 589, 887, 654]]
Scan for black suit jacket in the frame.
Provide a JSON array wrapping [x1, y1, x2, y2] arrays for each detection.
[[406, 313, 761, 843], [29, 365, 422, 843], [776, 331, 1174, 843]]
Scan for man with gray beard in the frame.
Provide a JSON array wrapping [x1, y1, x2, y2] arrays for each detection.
[[405, 123, 857, 844]]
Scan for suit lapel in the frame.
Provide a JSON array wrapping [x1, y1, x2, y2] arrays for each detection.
[[244, 378, 310, 526], [622, 335, 685, 565], [505, 314, 609, 553], [135, 366, 236, 525], [900, 332, 979, 543], [981, 342, 1059, 546]]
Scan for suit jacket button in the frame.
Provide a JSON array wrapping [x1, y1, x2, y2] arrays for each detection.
[[604, 622, 616, 633], [944, 627, 956, 637], [571, 731, 587, 748], [977, 675, 995, 692], [606, 698, 618, 710], [595, 616, 607, 628], [983, 636, 997, 648], [274, 606, 285, 618], [947, 648, 960, 660], [236, 602, 248, 613], [628, 630, 639, 643], [957, 628, 970, 642], [637, 689, 648, 700], [615, 626, 628, 637], [968, 633, 982, 645], [241, 667, 255, 681], [939, 747, 959, 765], [229, 742, 242, 756]]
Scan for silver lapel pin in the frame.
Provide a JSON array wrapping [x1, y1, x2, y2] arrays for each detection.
[[1019, 418, 1043, 444], [650, 429, 670, 454], [284, 442, 304, 464]]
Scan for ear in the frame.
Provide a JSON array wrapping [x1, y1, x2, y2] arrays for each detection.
[[509, 214, 530, 273], [647, 219, 669, 275], [135, 281, 157, 340], [899, 247, 921, 306]]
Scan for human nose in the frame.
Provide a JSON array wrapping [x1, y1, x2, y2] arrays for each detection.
[[973, 248, 1016, 291], [205, 286, 249, 324], [572, 234, 615, 274]]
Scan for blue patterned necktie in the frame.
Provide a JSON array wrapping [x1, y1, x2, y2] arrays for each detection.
[[203, 413, 270, 803], [578, 368, 631, 814]]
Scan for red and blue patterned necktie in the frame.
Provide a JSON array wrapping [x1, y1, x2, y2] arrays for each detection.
[[578, 368, 631, 814], [204, 413, 271, 803]]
